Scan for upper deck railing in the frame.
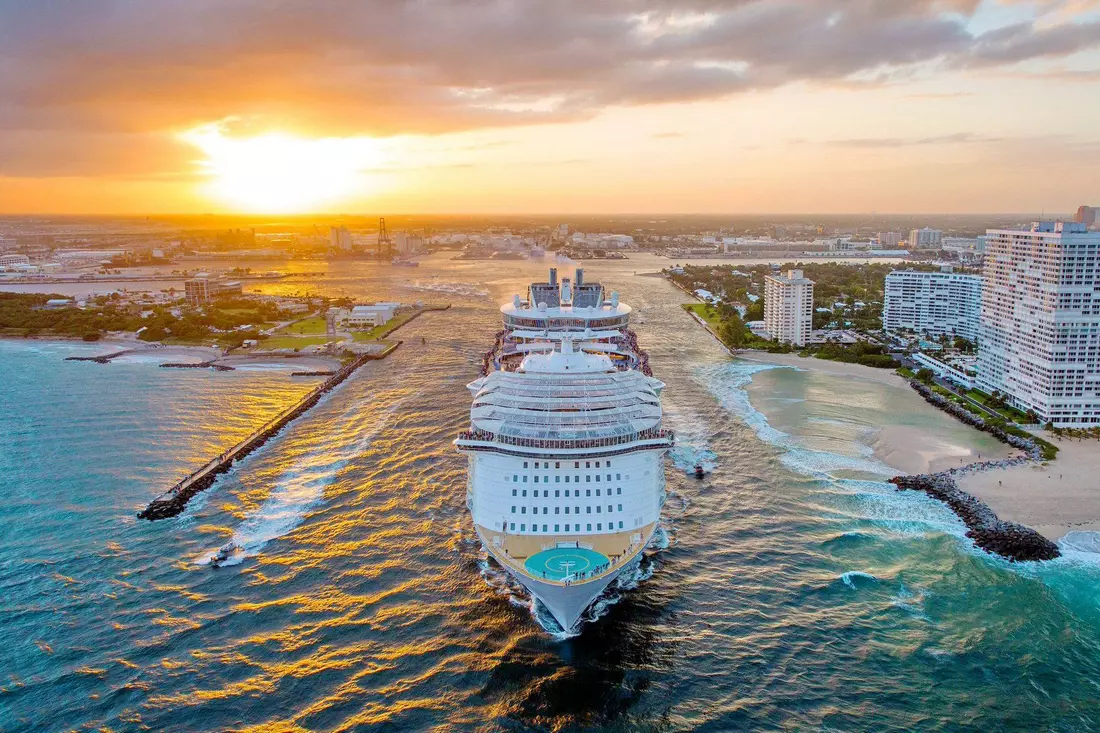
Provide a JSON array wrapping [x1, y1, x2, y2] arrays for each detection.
[[456, 426, 673, 451]]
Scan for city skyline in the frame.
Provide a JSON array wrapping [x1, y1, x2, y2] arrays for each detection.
[[2, 1, 1100, 214]]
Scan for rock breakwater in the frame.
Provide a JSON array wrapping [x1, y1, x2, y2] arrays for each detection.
[[908, 381, 1042, 460], [890, 473, 1060, 562]]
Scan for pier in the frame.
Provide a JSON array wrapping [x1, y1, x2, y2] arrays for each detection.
[[138, 341, 401, 521]]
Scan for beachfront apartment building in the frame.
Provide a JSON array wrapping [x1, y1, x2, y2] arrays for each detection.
[[976, 221, 1100, 426], [764, 269, 814, 346], [883, 267, 983, 342]]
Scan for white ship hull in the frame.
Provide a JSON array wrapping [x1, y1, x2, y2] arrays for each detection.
[[479, 526, 651, 631], [457, 269, 671, 633]]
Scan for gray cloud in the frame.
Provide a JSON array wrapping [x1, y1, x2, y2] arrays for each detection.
[[1, 0, 1099, 176]]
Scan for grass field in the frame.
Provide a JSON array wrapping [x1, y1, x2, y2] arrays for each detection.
[[275, 315, 326, 335], [348, 310, 421, 342], [683, 303, 722, 329]]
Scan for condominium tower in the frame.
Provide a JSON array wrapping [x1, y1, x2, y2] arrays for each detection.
[[883, 267, 983, 342], [764, 269, 815, 346], [976, 221, 1100, 426], [909, 228, 943, 249]]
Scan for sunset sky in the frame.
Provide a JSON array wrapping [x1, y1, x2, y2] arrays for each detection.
[[1, 0, 1099, 214]]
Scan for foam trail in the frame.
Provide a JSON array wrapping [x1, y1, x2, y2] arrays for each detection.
[[195, 394, 410, 566], [698, 361, 898, 479], [663, 400, 719, 474]]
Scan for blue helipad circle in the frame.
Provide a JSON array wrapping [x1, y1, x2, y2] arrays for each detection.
[[525, 547, 610, 581]]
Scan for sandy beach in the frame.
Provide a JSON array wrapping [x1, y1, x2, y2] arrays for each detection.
[[958, 437, 1100, 542], [737, 351, 910, 388], [741, 353, 1018, 476]]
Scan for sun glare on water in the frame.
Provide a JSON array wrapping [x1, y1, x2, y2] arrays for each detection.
[[181, 124, 383, 213]]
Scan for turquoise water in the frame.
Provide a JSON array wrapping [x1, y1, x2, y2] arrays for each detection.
[[3, 259, 1100, 731]]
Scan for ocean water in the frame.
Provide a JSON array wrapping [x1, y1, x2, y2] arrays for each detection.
[[4, 257, 1100, 732]]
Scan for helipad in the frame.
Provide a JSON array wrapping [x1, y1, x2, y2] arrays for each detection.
[[524, 546, 610, 582]]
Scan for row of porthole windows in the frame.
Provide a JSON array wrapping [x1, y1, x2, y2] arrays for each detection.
[[510, 522, 624, 532], [513, 504, 623, 515], [513, 474, 621, 484], [513, 487, 623, 497], [524, 460, 611, 469]]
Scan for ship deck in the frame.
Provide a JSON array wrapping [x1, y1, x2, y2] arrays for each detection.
[[524, 546, 611, 582]]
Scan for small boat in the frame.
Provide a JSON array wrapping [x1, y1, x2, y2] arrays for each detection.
[[694, 464, 705, 479], [210, 542, 241, 568]]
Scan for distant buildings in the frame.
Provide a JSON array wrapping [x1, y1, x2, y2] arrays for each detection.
[[1075, 205, 1099, 227], [393, 232, 424, 255], [184, 275, 242, 306], [336, 302, 402, 328], [184, 277, 209, 306], [0, 254, 30, 267], [909, 228, 943, 249], [976, 221, 1100, 426], [329, 226, 353, 252], [883, 267, 983, 342], [878, 232, 904, 248], [764, 269, 814, 346]]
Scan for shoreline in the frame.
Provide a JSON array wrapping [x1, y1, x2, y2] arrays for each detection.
[[741, 356, 1018, 476], [737, 350, 908, 389], [958, 437, 1100, 543], [2, 336, 346, 372]]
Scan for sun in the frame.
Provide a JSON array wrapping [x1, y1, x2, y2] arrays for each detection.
[[181, 124, 383, 213]]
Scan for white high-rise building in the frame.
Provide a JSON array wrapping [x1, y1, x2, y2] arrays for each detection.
[[764, 269, 815, 346], [976, 221, 1100, 426], [909, 228, 943, 249], [883, 267, 983, 342]]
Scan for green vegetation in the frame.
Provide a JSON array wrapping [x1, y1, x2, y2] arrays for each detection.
[[680, 303, 790, 353], [0, 292, 303, 347], [896, 366, 916, 379], [276, 315, 326, 335], [965, 389, 1032, 423], [669, 261, 961, 334], [801, 342, 898, 369], [347, 308, 426, 343]]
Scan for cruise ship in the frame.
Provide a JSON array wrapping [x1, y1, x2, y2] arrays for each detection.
[[456, 268, 672, 631]]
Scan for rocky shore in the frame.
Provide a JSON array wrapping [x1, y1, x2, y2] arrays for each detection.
[[908, 381, 1043, 459], [891, 473, 1061, 562], [892, 380, 1061, 562]]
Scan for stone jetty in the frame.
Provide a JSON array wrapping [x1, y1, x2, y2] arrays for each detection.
[[908, 381, 1042, 459], [891, 380, 1061, 562], [138, 342, 401, 521], [65, 350, 133, 364], [890, 473, 1060, 562], [160, 361, 235, 371]]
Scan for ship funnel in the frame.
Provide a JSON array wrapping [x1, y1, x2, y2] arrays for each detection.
[[513, 294, 521, 308], [575, 268, 584, 286], [549, 268, 558, 287], [610, 291, 619, 307]]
